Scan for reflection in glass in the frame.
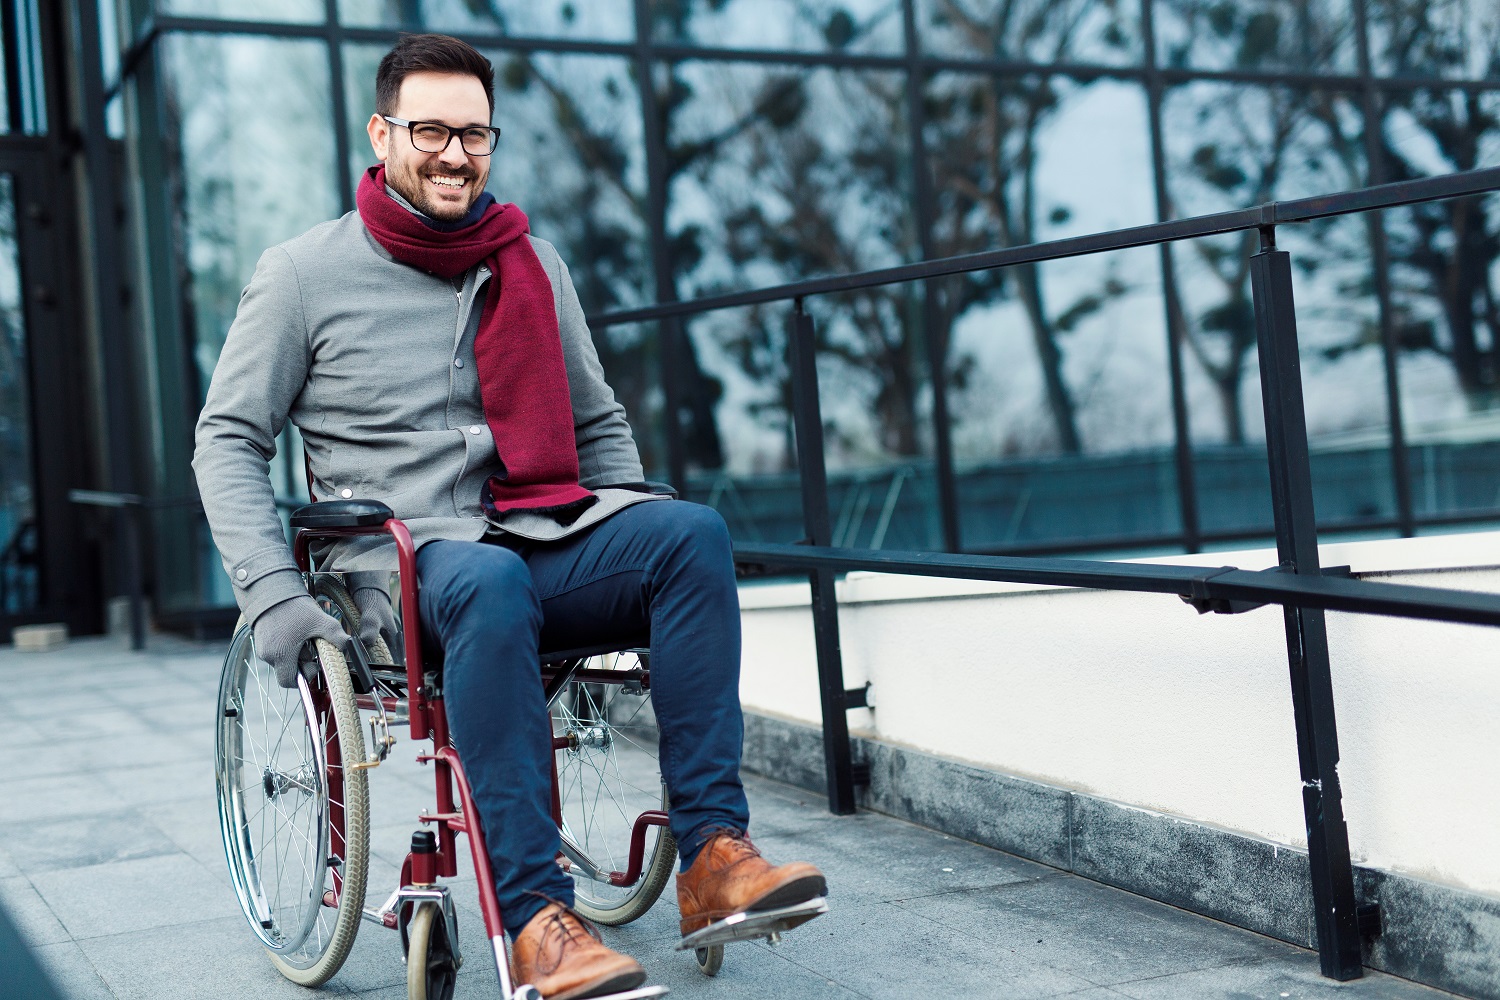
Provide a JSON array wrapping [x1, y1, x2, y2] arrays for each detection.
[[338, 0, 633, 39], [1366, 0, 1500, 81], [159, 0, 325, 21], [1163, 82, 1397, 532], [924, 73, 1171, 547], [651, 0, 902, 55], [1382, 91, 1500, 517], [0, 175, 37, 613], [1153, 0, 1358, 75], [917, 0, 1140, 66], [668, 62, 918, 480], [161, 34, 339, 396]]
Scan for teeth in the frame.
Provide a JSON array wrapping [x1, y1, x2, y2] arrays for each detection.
[[430, 176, 465, 188]]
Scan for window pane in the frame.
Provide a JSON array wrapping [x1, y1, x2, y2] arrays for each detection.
[[917, 0, 1142, 67], [665, 61, 918, 491], [1367, 0, 1500, 82], [0, 174, 37, 613], [161, 35, 339, 395], [337, 0, 634, 39], [1381, 91, 1500, 520], [926, 74, 1173, 549], [1153, 0, 1359, 76], [158, 0, 325, 22], [1163, 82, 1392, 536], [650, 0, 903, 55]]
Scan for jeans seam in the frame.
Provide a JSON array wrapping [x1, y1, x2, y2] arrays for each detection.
[[532, 564, 652, 603]]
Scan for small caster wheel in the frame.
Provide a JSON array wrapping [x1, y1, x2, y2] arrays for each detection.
[[406, 902, 457, 1000], [695, 944, 724, 977]]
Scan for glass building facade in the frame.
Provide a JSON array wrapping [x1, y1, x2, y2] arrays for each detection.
[[1, 0, 1498, 634]]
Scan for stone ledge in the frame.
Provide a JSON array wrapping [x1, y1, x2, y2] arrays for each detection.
[[741, 711, 1500, 1000]]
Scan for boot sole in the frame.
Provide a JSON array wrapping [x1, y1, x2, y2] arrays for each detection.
[[747, 874, 827, 913], [549, 966, 649, 1000]]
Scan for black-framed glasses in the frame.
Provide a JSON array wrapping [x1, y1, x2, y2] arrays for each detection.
[[384, 116, 501, 156]]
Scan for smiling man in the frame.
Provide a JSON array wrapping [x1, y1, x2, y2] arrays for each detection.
[[192, 33, 826, 1000]]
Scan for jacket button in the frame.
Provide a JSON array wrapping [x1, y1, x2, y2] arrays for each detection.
[[453, 358, 463, 368], [235, 568, 248, 581], [340, 488, 353, 498], [469, 425, 481, 435]]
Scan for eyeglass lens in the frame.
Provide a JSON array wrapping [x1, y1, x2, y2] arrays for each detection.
[[409, 123, 497, 155]]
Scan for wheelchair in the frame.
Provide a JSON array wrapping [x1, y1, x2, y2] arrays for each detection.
[[213, 499, 824, 1000]]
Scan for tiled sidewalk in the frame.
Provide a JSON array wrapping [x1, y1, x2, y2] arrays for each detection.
[[0, 637, 1459, 1000]]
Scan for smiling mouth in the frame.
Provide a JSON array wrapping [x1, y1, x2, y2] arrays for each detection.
[[428, 174, 468, 193]]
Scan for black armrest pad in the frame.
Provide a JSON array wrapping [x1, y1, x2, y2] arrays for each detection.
[[601, 481, 678, 499], [290, 499, 394, 529]]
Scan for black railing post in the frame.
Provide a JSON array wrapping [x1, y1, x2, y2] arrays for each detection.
[[788, 300, 858, 815], [1250, 226, 1363, 981]]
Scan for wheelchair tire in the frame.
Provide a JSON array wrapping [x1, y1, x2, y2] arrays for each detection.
[[405, 901, 457, 1000], [315, 576, 396, 666], [216, 621, 370, 987], [550, 651, 676, 926]]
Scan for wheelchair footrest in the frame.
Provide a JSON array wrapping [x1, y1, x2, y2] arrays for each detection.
[[674, 897, 829, 950], [513, 986, 667, 1000]]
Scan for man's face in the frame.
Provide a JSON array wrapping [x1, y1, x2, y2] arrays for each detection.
[[367, 71, 492, 222]]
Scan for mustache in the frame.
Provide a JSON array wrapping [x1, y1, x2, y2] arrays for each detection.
[[424, 166, 478, 180]]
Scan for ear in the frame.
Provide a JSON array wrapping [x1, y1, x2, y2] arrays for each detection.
[[367, 113, 390, 162]]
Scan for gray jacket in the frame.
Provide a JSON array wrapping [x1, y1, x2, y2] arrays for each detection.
[[192, 209, 664, 625]]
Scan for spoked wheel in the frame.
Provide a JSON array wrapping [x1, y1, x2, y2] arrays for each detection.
[[549, 650, 676, 925], [216, 621, 370, 986], [695, 944, 724, 976], [405, 902, 458, 1000]]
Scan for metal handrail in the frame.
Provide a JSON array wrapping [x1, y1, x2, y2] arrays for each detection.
[[588, 166, 1500, 328]]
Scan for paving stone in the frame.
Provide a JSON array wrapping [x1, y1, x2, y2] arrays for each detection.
[[77, 914, 356, 1000], [0, 845, 19, 878], [1, 876, 71, 946], [754, 895, 1098, 999], [3, 773, 129, 822], [1107, 953, 1455, 999], [895, 870, 1290, 987], [30, 852, 240, 940], [137, 798, 226, 872], [0, 812, 179, 873], [29, 940, 116, 1000]]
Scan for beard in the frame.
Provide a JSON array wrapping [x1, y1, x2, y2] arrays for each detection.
[[385, 154, 484, 222]]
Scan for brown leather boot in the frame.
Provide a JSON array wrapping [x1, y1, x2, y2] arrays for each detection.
[[509, 902, 646, 1000], [676, 829, 827, 937]]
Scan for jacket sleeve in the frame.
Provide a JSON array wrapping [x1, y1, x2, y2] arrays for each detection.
[[191, 246, 311, 623], [554, 254, 647, 488]]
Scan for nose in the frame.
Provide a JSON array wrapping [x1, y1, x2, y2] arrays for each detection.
[[436, 133, 469, 169]]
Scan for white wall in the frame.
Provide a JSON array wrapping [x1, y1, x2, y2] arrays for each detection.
[[737, 532, 1500, 897]]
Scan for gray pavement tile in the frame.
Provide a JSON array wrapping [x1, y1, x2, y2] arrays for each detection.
[[30, 940, 116, 1000], [0, 812, 179, 873], [92, 757, 216, 806], [136, 798, 225, 872], [0, 844, 19, 877], [895, 873, 1292, 988], [1, 773, 129, 822], [746, 791, 1049, 908], [0, 717, 47, 750], [76, 914, 355, 1000], [744, 896, 1098, 999], [1107, 954, 1455, 999], [10, 691, 124, 723], [30, 852, 240, 940], [1, 876, 71, 946]]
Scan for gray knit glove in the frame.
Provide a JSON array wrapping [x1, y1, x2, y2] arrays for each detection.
[[347, 572, 399, 663], [252, 594, 349, 689]]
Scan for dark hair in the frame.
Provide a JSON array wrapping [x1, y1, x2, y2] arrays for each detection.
[[375, 34, 495, 118]]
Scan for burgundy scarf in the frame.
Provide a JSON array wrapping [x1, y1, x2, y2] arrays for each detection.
[[356, 165, 595, 519]]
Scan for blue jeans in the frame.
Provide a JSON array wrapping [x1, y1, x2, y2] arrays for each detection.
[[416, 500, 751, 936]]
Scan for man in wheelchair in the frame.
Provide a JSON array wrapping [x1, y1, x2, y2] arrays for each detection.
[[193, 32, 826, 999]]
